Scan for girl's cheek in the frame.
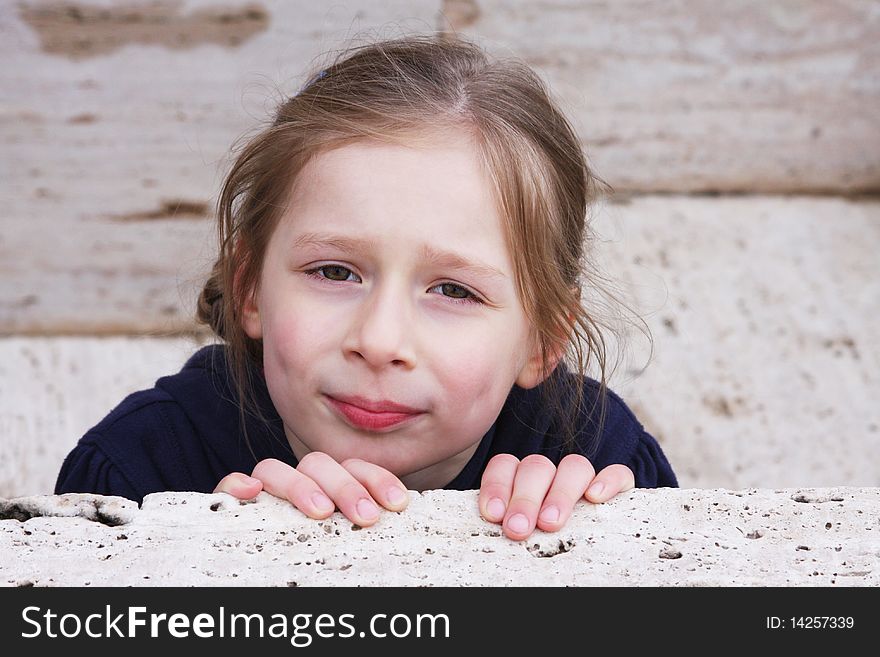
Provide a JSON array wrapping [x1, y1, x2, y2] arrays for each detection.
[[272, 326, 330, 378], [268, 294, 343, 346], [442, 345, 510, 404]]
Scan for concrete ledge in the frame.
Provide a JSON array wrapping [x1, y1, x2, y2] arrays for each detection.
[[2, 488, 877, 587]]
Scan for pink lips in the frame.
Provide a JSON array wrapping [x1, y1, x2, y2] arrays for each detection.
[[326, 395, 425, 432]]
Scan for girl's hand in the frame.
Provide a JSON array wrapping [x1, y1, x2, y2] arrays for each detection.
[[478, 454, 635, 541], [213, 454, 409, 527]]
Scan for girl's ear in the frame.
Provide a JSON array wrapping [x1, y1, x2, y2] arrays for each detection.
[[241, 286, 262, 339], [515, 339, 566, 390], [514, 307, 575, 389], [231, 240, 263, 339], [237, 262, 262, 339]]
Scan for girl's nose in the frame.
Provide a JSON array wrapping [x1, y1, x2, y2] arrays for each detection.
[[343, 285, 416, 370]]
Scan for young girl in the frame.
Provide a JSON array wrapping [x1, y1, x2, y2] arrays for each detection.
[[56, 33, 677, 541]]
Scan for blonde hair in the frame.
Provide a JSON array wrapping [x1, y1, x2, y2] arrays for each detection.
[[197, 32, 649, 458]]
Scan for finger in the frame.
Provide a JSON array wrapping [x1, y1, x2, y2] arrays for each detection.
[[295, 452, 382, 527], [585, 464, 636, 503], [478, 454, 520, 523], [535, 454, 595, 532], [503, 454, 557, 541], [251, 458, 336, 519], [213, 472, 264, 499], [341, 458, 409, 511]]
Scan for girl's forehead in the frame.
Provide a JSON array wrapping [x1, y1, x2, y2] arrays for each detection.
[[301, 134, 485, 185], [288, 137, 501, 226], [277, 140, 515, 280]]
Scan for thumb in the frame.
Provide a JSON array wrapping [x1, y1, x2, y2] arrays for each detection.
[[213, 472, 264, 499]]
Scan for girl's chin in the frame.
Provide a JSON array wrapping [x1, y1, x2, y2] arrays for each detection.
[[284, 421, 441, 474], [290, 438, 414, 473]]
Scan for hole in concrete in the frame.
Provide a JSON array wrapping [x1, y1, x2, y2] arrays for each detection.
[[791, 493, 845, 503], [527, 539, 575, 558], [0, 499, 130, 526], [659, 548, 682, 559], [745, 530, 764, 539], [1, 503, 42, 522], [93, 504, 128, 527]]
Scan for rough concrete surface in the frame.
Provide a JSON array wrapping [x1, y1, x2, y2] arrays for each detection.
[[595, 196, 880, 490], [1, 488, 877, 586], [0, 335, 211, 498]]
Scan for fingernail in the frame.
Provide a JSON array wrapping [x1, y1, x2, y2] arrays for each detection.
[[311, 492, 334, 512], [387, 487, 407, 506], [242, 476, 260, 486], [507, 513, 529, 534], [588, 482, 605, 498], [539, 505, 560, 523], [487, 498, 505, 520], [357, 498, 379, 521]]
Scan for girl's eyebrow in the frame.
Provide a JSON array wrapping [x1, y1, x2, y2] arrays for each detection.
[[291, 231, 508, 282]]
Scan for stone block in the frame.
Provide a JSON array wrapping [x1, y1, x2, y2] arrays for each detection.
[[2, 488, 876, 586]]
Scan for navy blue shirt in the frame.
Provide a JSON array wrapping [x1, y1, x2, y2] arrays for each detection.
[[56, 345, 678, 504]]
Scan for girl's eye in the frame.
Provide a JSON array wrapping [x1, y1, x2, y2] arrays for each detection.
[[305, 265, 360, 283], [304, 266, 484, 305], [428, 282, 484, 305]]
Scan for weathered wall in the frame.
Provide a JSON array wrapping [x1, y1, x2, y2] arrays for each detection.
[[2, 0, 878, 333], [1, 4, 877, 506], [2, 195, 879, 498], [1, 488, 877, 586]]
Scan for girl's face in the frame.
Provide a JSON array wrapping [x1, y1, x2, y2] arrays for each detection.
[[243, 133, 550, 490]]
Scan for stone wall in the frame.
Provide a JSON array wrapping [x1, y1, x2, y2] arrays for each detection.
[[1, 1, 878, 584], [2, 488, 877, 586], [2, 0, 878, 334], [4, 193, 878, 498]]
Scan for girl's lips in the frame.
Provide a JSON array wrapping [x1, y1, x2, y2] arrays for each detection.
[[325, 396, 425, 432]]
